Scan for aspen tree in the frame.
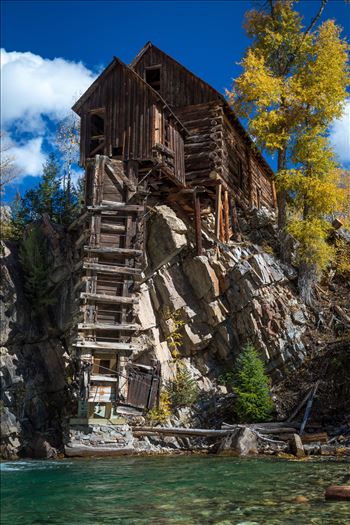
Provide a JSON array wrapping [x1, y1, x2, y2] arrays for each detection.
[[228, 1, 349, 265]]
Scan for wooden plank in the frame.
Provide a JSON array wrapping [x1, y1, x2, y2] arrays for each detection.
[[88, 203, 144, 212], [223, 190, 230, 243], [84, 246, 143, 257], [78, 323, 139, 331], [68, 211, 89, 231], [73, 341, 136, 351], [90, 374, 118, 382], [82, 262, 142, 276], [80, 292, 138, 304]]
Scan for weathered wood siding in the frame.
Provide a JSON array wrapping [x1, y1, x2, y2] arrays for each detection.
[[176, 102, 220, 183], [77, 61, 185, 185], [132, 45, 220, 109], [177, 101, 275, 208]]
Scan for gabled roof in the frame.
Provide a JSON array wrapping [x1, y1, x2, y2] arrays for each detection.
[[131, 42, 274, 178], [72, 56, 188, 135], [130, 41, 221, 103]]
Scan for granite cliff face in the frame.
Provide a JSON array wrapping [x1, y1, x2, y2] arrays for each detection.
[[0, 205, 311, 458], [135, 205, 308, 385], [0, 219, 75, 459]]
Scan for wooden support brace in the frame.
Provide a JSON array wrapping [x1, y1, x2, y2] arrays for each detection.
[[215, 183, 222, 240], [193, 191, 203, 256], [223, 190, 230, 243]]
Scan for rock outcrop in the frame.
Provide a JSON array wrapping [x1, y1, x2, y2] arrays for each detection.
[[0, 222, 74, 459], [135, 204, 308, 388], [0, 204, 316, 458]]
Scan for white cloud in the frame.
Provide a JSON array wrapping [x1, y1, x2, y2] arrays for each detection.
[[0, 49, 97, 180], [9, 137, 47, 178], [329, 100, 350, 165], [1, 49, 96, 130]]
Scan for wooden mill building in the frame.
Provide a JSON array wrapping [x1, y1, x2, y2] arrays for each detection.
[[70, 42, 276, 423]]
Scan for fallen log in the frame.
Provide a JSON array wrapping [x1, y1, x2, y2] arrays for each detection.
[[133, 426, 231, 437], [301, 432, 328, 444]]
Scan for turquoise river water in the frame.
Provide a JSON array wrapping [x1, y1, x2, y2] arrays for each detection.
[[1, 456, 349, 525]]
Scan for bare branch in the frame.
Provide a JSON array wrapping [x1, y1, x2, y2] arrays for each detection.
[[304, 0, 328, 37], [0, 131, 21, 193]]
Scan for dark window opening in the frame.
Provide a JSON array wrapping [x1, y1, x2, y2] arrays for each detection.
[[99, 359, 111, 374], [91, 113, 105, 137], [145, 67, 161, 91], [88, 110, 105, 157], [164, 120, 170, 148], [112, 146, 123, 158]]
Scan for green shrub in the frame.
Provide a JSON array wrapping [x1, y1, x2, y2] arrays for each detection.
[[147, 391, 172, 424], [234, 344, 274, 423], [166, 367, 199, 408]]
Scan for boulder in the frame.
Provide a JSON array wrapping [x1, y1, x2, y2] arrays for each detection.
[[216, 427, 258, 456], [147, 205, 187, 268], [183, 256, 220, 301], [292, 495, 309, 504], [325, 486, 350, 501], [290, 434, 305, 457]]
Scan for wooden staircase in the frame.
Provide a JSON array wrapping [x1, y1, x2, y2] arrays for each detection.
[[72, 156, 146, 414]]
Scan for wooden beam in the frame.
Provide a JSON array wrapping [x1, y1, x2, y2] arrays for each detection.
[[132, 426, 231, 437], [219, 197, 225, 242], [82, 262, 142, 276], [73, 341, 136, 352], [75, 231, 89, 249], [105, 160, 136, 192], [215, 183, 222, 239], [193, 191, 203, 256], [88, 203, 143, 212], [84, 246, 143, 257], [80, 292, 138, 304], [90, 374, 118, 382], [100, 223, 126, 233], [223, 190, 230, 243], [78, 323, 139, 331]]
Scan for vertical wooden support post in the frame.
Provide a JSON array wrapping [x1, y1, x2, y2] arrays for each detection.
[[219, 202, 225, 242], [215, 183, 222, 240], [230, 196, 242, 242], [223, 190, 230, 243], [193, 190, 203, 256]]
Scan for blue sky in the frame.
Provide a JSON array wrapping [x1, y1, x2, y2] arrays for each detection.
[[1, 0, 349, 203]]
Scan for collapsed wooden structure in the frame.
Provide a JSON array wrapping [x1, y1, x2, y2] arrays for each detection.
[[70, 42, 276, 423]]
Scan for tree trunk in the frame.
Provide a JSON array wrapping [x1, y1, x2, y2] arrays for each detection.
[[298, 203, 316, 305], [298, 261, 317, 306], [277, 147, 287, 230], [276, 147, 290, 262]]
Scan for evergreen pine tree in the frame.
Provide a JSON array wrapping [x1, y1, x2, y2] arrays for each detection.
[[19, 227, 56, 313], [234, 344, 274, 423], [9, 191, 26, 239]]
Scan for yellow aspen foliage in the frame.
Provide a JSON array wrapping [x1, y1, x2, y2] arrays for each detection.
[[288, 216, 335, 273], [227, 0, 349, 240]]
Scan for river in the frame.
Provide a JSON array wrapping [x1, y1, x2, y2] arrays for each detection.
[[1, 456, 349, 524]]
